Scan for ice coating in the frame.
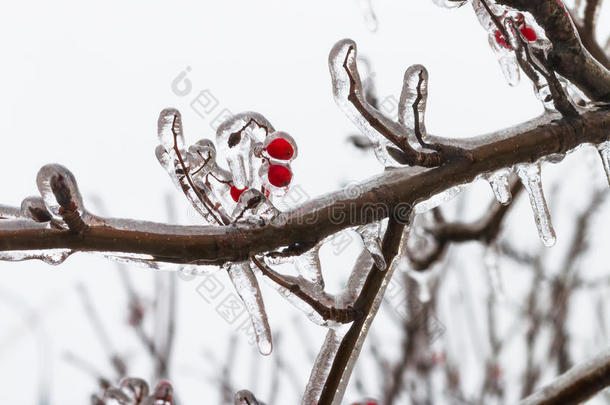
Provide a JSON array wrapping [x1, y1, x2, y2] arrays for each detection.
[[155, 144, 222, 225], [485, 169, 512, 205], [227, 263, 273, 355], [398, 64, 428, 141], [597, 141, 610, 186], [294, 245, 325, 289], [187, 139, 234, 211], [301, 328, 347, 405], [0, 204, 20, 219], [414, 185, 463, 214], [330, 219, 413, 404], [514, 163, 556, 247], [36, 163, 85, 221], [356, 222, 386, 270], [20, 196, 53, 223], [328, 39, 407, 167], [157, 108, 185, 155], [471, 0, 551, 88], [231, 189, 280, 225], [356, 0, 378, 32], [0, 249, 72, 265], [432, 0, 468, 9], [215, 112, 275, 189], [251, 260, 328, 326]]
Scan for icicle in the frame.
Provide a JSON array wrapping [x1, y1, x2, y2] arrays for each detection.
[[484, 169, 512, 205], [301, 328, 348, 405], [0, 250, 72, 265], [432, 0, 468, 9], [227, 263, 273, 355], [484, 244, 505, 300], [497, 53, 520, 86], [356, 222, 386, 270], [514, 163, 556, 247], [328, 39, 406, 168], [356, 0, 378, 32], [36, 164, 85, 221], [597, 141, 610, 186], [231, 189, 279, 224], [294, 245, 325, 288]]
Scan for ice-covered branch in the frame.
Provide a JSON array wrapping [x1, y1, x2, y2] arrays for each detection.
[[0, 108, 607, 264], [518, 347, 610, 405], [495, 0, 610, 102]]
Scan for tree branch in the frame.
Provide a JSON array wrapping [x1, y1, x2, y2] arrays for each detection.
[[1, 108, 607, 265], [317, 217, 407, 405], [519, 347, 610, 405]]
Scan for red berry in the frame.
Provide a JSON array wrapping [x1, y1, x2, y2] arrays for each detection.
[[520, 26, 537, 42], [230, 186, 247, 202], [266, 138, 294, 160], [494, 30, 512, 50], [267, 164, 292, 187]]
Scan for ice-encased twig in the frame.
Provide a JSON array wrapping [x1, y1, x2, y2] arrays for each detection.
[[399, 64, 430, 148], [514, 163, 556, 247], [251, 259, 336, 327], [227, 262, 273, 355], [156, 109, 227, 225], [329, 220, 413, 405], [301, 327, 348, 405], [597, 141, 610, 186], [328, 39, 408, 167], [485, 169, 513, 205]]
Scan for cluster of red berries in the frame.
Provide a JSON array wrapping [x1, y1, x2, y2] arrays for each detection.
[[229, 133, 296, 202], [493, 14, 537, 50]]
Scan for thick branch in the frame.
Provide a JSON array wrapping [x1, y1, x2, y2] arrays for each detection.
[[495, 0, 610, 102], [519, 348, 610, 405], [0, 109, 608, 264]]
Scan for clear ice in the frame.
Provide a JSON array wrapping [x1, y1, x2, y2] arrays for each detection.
[[228, 263, 273, 355], [514, 163, 556, 247]]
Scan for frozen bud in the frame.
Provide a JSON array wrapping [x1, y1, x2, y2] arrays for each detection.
[[36, 164, 84, 220], [20, 196, 52, 222]]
